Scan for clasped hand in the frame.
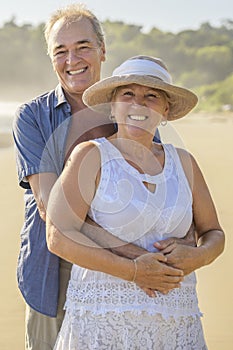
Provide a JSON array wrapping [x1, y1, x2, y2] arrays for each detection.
[[134, 252, 184, 297], [135, 225, 199, 297]]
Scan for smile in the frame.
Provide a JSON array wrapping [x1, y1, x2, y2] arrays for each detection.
[[68, 67, 87, 75], [128, 115, 148, 121]]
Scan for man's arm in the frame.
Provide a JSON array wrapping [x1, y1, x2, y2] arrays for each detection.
[[82, 218, 198, 261], [82, 217, 148, 259], [28, 171, 148, 259], [28, 172, 58, 222], [154, 222, 197, 250]]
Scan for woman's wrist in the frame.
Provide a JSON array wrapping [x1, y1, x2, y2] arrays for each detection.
[[131, 259, 138, 283], [194, 245, 209, 269]]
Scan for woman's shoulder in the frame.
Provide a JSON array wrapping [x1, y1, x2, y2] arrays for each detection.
[[65, 140, 101, 173], [70, 140, 100, 158], [163, 143, 194, 167], [169, 145, 196, 189], [174, 147, 199, 170]]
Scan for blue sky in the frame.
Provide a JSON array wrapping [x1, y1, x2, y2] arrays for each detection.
[[2, 0, 233, 33]]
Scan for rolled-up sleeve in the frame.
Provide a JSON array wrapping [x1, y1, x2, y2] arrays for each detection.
[[13, 102, 58, 189]]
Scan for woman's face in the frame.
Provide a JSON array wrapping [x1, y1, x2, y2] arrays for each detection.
[[111, 83, 169, 137]]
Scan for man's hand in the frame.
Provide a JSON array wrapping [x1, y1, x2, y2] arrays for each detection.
[[153, 223, 201, 275], [156, 243, 203, 275], [154, 222, 197, 250]]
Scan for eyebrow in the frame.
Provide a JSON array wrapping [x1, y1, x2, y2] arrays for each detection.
[[53, 39, 92, 51]]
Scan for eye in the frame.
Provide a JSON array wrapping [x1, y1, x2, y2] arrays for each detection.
[[53, 50, 67, 58], [79, 45, 90, 50], [77, 44, 95, 53], [146, 93, 161, 99], [122, 90, 134, 96]]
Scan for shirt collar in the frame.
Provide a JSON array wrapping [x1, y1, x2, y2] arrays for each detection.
[[54, 84, 70, 109]]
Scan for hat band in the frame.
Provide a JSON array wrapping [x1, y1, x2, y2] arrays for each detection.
[[113, 58, 172, 84]]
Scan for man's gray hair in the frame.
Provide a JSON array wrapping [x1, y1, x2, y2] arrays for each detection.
[[44, 3, 105, 55]]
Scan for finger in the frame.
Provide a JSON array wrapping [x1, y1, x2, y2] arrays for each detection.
[[163, 264, 184, 277], [160, 243, 177, 255], [145, 288, 157, 298], [154, 252, 168, 263], [156, 280, 182, 293], [138, 285, 157, 298], [154, 238, 175, 250], [164, 275, 184, 283], [159, 284, 181, 294]]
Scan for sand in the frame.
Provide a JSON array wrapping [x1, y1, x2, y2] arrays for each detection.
[[0, 114, 232, 349]]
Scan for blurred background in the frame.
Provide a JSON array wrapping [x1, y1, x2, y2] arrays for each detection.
[[1, 1, 232, 349]]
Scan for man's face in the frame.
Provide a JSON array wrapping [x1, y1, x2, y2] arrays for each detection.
[[48, 17, 106, 97]]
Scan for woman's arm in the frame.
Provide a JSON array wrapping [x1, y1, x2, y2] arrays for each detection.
[[191, 153, 225, 265], [155, 149, 225, 275], [46, 141, 184, 293]]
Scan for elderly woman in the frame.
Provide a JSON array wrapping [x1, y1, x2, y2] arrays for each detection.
[[46, 55, 224, 349]]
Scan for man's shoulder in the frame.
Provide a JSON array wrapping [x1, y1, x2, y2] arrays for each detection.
[[19, 88, 56, 109], [14, 88, 63, 122], [32, 89, 54, 102]]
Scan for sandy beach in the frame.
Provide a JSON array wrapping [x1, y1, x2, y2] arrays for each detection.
[[0, 113, 232, 349]]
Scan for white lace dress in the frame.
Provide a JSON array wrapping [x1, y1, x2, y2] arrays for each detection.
[[54, 138, 207, 350]]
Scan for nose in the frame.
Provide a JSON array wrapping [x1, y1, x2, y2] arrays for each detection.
[[66, 50, 80, 65], [129, 101, 148, 116], [132, 95, 145, 106]]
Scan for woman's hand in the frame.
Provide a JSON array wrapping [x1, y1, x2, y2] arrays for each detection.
[[134, 252, 184, 295]]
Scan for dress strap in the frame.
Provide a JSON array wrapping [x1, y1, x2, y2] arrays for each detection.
[[164, 144, 192, 194]]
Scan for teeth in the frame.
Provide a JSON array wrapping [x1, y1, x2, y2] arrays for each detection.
[[68, 68, 86, 75], [128, 115, 148, 121]]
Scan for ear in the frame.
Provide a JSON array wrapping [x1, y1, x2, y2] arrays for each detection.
[[163, 102, 170, 118], [100, 43, 106, 62]]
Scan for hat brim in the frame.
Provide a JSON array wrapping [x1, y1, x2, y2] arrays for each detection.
[[83, 75, 198, 121]]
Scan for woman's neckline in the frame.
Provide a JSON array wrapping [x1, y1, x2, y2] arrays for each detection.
[[100, 136, 168, 183]]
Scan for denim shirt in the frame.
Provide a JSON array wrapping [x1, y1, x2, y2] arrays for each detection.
[[13, 85, 72, 317], [13, 84, 161, 317]]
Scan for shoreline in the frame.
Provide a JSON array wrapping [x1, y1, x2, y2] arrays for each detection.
[[1, 111, 233, 149]]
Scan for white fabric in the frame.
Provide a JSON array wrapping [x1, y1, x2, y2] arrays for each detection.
[[55, 310, 207, 349], [113, 58, 172, 83], [54, 138, 207, 350]]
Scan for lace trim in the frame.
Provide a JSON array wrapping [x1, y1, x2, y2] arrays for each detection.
[[55, 310, 207, 350], [65, 280, 202, 319]]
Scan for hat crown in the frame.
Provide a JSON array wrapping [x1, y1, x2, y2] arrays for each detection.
[[113, 58, 172, 84]]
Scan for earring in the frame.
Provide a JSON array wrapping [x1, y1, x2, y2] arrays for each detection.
[[109, 115, 116, 122], [160, 120, 167, 126]]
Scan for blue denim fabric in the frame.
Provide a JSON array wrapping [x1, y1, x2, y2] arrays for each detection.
[[153, 130, 161, 143], [13, 85, 72, 317]]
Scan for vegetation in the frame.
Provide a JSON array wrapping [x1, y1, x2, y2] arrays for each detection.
[[1, 17, 233, 112]]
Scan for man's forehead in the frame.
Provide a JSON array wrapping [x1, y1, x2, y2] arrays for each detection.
[[49, 17, 96, 48], [50, 17, 94, 40]]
